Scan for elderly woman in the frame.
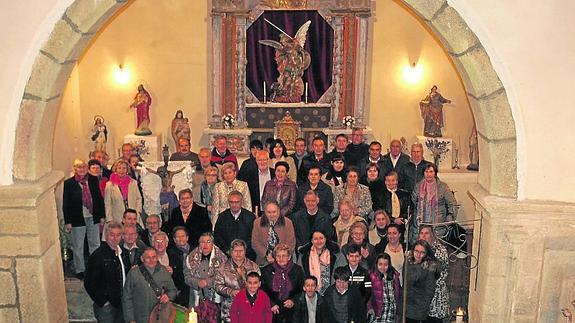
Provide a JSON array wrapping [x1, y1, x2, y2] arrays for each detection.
[[63, 159, 105, 279], [104, 159, 143, 234], [184, 232, 228, 309], [269, 138, 298, 183], [261, 161, 297, 218], [211, 162, 252, 226], [333, 198, 366, 247], [214, 239, 260, 323], [368, 209, 391, 246], [297, 230, 345, 295], [341, 221, 376, 269], [360, 162, 385, 211], [252, 202, 296, 266], [261, 243, 305, 323], [419, 225, 450, 322], [199, 165, 219, 222], [321, 153, 347, 191], [404, 240, 440, 323], [410, 163, 458, 244], [331, 166, 373, 220]]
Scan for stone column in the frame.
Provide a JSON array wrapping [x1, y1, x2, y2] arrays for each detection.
[[210, 14, 223, 127], [468, 185, 575, 322], [0, 172, 67, 322]]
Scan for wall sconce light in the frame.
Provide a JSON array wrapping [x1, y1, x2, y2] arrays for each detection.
[[114, 64, 130, 84], [403, 62, 423, 84]]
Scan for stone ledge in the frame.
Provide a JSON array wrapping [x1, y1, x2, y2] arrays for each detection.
[[0, 171, 64, 208]]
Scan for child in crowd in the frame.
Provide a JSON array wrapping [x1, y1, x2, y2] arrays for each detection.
[[293, 276, 325, 323], [230, 271, 272, 323], [367, 253, 401, 323]]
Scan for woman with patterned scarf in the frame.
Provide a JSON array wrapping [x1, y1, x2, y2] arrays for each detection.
[[410, 163, 458, 245], [251, 202, 295, 266], [261, 243, 305, 323]]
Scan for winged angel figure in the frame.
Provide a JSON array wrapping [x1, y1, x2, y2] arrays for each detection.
[[259, 20, 312, 103]]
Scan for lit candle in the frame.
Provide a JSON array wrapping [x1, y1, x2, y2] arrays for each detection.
[[188, 308, 198, 323], [305, 82, 308, 103], [263, 81, 267, 103]]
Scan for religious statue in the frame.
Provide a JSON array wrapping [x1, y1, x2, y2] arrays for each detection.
[[171, 110, 191, 144], [259, 20, 311, 103], [419, 85, 452, 137], [467, 124, 479, 171], [145, 146, 187, 220], [130, 84, 152, 136], [90, 115, 107, 152]]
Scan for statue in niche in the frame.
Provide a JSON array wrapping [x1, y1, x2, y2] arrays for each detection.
[[171, 110, 191, 144], [130, 84, 152, 136], [419, 85, 452, 137], [91, 115, 108, 152], [467, 124, 479, 171], [259, 20, 311, 103]]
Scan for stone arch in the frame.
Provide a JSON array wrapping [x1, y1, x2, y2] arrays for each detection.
[[5, 0, 518, 320]]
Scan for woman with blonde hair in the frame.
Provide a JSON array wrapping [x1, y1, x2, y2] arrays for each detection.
[[104, 159, 143, 234], [211, 162, 252, 225]]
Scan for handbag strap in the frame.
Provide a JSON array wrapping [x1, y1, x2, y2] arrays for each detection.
[[139, 265, 163, 297]]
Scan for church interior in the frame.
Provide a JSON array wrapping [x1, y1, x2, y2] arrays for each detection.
[[0, 0, 574, 322]]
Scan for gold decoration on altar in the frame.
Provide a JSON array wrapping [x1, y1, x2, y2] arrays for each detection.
[[274, 111, 302, 152], [262, 0, 308, 9]]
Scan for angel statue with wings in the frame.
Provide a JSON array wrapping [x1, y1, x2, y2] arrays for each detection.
[[259, 19, 311, 103]]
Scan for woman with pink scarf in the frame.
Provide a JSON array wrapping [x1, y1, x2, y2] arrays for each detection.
[[104, 159, 143, 235], [409, 163, 458, 245]]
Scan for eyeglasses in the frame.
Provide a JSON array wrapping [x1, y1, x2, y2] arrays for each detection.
[[155, 239, 166, 243]]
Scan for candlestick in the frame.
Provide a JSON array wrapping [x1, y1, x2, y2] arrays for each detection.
[[263, 81, 267, 104], [305, 82, 308, 104]]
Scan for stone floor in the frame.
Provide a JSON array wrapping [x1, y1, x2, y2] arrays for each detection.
[[66, 278, 96, 323]]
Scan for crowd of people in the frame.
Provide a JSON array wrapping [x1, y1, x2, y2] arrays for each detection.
[[62, 128, 459, 323]]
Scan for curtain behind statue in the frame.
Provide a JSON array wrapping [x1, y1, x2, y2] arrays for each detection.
[[246, 10, 334, 103]]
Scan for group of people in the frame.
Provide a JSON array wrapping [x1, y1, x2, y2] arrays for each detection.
[[63, 128, 459, 323]]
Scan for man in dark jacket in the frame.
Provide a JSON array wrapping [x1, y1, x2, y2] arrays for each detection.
[[84, 222, 129, 322], [358, 141, 390, 180], [237, 139, 263, 181], [290, 137, 309, 185], [167, 226, 192, 307], [300, 137, 332, 184], [238, 150, 274, 214], [345, 127, 369, 168], [162, 188, 212, 250], [63, 159, 105, 279], [213, 190, 256, 260], [399, 142, 433, 194], [295, 165, 334, 215], [321, 266, 366, 323], [291, 190, 335, 250], [382, 139, 411, 175]]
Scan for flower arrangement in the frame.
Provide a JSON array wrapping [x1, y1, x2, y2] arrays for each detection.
[[222, 114, 235, 129], [342, 115, 355, 128], [131, 140, 149, 159], [425, 138, 450, 168]]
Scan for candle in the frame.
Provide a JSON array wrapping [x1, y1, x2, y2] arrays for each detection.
[[305, 82, 308, 103], [188, 308, 198, 323], [263, 81, 267, 103]]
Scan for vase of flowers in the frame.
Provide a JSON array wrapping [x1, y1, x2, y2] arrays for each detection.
[[342, 115, 355, 129], [425, 138, 450, 169], [222, 114, 235, 129]]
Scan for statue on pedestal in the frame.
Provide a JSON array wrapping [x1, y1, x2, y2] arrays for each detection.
[[91, 115, 107, 152], [419, 85, 451, 137], [467, 124, 479, 171], [259, 20, 311, 103], [130, 84, 152, 136], [171, 110, 191, 144]]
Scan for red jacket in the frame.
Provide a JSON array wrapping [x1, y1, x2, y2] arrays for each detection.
[[230, 289, 272, 323]]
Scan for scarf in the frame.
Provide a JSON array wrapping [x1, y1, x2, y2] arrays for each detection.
[[309, 246, 331, 291], [272, 259, 294, 300], [327, 167, 346, 186], [109, 173, 131, 200], [334, 216, 361, 246], [417, 179, 439, 224], [267, 222, 279, 254], [232, 259, 247, 289], [376, 226, 388, 239], [75, 174, 93, 214]]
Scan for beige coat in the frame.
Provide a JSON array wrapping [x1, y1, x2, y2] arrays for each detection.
[[104, 179, 143, 227]]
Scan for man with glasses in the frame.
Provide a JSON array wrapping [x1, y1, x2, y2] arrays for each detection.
[[213, 191, 256, 260]]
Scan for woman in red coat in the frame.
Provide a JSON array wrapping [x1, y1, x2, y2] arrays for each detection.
[[230, 272, 272, 323]]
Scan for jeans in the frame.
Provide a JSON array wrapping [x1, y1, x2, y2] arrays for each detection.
[[93, 303, 124, 323], [71, 217, 100, 273]]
